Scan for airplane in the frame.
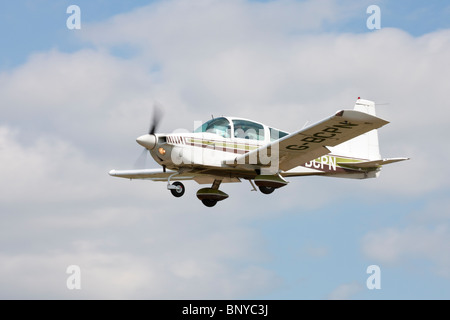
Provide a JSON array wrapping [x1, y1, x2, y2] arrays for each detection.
[[109, 98, 409, 207]]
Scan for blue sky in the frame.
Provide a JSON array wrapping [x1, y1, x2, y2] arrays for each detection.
[[1, 0, 450, 300], [2, 0, 450, 68]]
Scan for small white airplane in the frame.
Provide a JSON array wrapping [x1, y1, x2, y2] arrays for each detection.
[[109, 98, 408, 207]]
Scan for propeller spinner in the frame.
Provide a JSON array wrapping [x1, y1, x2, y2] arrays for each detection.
[[136, 134, 157, 149], [136, 104, 163, 150]]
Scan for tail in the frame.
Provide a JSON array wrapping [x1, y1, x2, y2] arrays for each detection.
[[333, 98, 382, 161], [330, 98, 409, 177]]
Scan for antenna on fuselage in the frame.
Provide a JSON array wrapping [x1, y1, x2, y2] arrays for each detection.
[[211, 114, 214, 119]]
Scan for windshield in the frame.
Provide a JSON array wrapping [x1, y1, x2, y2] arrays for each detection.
[[194, 117, 231, 138]]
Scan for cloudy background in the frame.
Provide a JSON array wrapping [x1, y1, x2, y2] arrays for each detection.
[[1, 0, 450, 299]]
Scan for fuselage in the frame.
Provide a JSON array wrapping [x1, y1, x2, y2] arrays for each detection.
[[148, 116, 376, 180], [112, 98, 407, 207]]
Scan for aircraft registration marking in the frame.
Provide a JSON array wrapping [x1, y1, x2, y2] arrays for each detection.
[[305, 155, 337, 171], [285, 121, 359, 151]]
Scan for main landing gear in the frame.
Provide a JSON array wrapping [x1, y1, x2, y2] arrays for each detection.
[[196, 179, 228, 208], [167, 173, 228, 208], [167, 174, 288, 207], [254, 174, 288, 195], [201, 199, 218, 208], [258, 186, 275, 194]]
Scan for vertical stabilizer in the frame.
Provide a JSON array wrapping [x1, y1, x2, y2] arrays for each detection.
[[330, 98, 382, 161]]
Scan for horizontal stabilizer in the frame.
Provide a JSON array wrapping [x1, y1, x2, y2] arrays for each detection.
[[337, 157, 410, 169]]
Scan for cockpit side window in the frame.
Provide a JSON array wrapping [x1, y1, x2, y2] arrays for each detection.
[[269, 127, 289, 141], [232, 120, 265, 141], [194, 117, 231, 138]]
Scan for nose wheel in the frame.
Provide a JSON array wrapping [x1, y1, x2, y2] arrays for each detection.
[[169, 181, 185, 197]]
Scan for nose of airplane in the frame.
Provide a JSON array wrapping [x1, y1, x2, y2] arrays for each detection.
[[136, 134, 157, 149]]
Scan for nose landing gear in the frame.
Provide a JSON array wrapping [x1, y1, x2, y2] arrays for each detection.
[[167, 171, 185, 198], [169, 181, 185, 197]]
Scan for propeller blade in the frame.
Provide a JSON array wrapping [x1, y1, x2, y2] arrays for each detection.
[[133, 148, 148, 169], [149, 103, 163, 135]]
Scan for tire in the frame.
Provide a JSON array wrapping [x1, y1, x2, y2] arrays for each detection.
[[170, 181, 185, 197], [202, 199, 218, 207], [259, 186, 275, 195]]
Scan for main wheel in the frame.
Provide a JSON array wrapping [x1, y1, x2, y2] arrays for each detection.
[[259, 186, 275, 195], [201, 199, 218, 207], [170, 181, 185, 197]]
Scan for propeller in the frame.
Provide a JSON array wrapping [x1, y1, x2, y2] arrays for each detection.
[[134, 103, 164, 168], [149, 103, 163, 135], [136, 103, 163, 150], [133, 148, 149, 169]]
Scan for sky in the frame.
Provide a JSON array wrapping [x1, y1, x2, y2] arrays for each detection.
[[1, 0, 450, 300]]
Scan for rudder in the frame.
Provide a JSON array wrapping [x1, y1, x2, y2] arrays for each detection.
[[330, 98, 382, 161]]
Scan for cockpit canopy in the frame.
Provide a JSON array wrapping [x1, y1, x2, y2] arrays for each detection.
[[194, 117, 231, 138], [194, 117, 288, 142]]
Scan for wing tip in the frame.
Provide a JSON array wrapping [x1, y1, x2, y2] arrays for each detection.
[[335, 109, 389, 127], [335, 110, 345, 117]]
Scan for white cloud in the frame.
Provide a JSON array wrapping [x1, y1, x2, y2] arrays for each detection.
[[0, 120, 281, 298], [327, 281, 363, 300], [410, 198, 450, 223], [0, 126, 101, 204], [0, 207, 280, 299], [2, 0, 450, 299], [362, 225, 450, 278], [0, 124, 283, 298]]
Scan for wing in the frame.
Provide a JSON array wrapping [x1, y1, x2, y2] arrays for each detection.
[[109, 168, 196, 181], [109, 168, 241, 184], [231, 109, 389, 171]]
